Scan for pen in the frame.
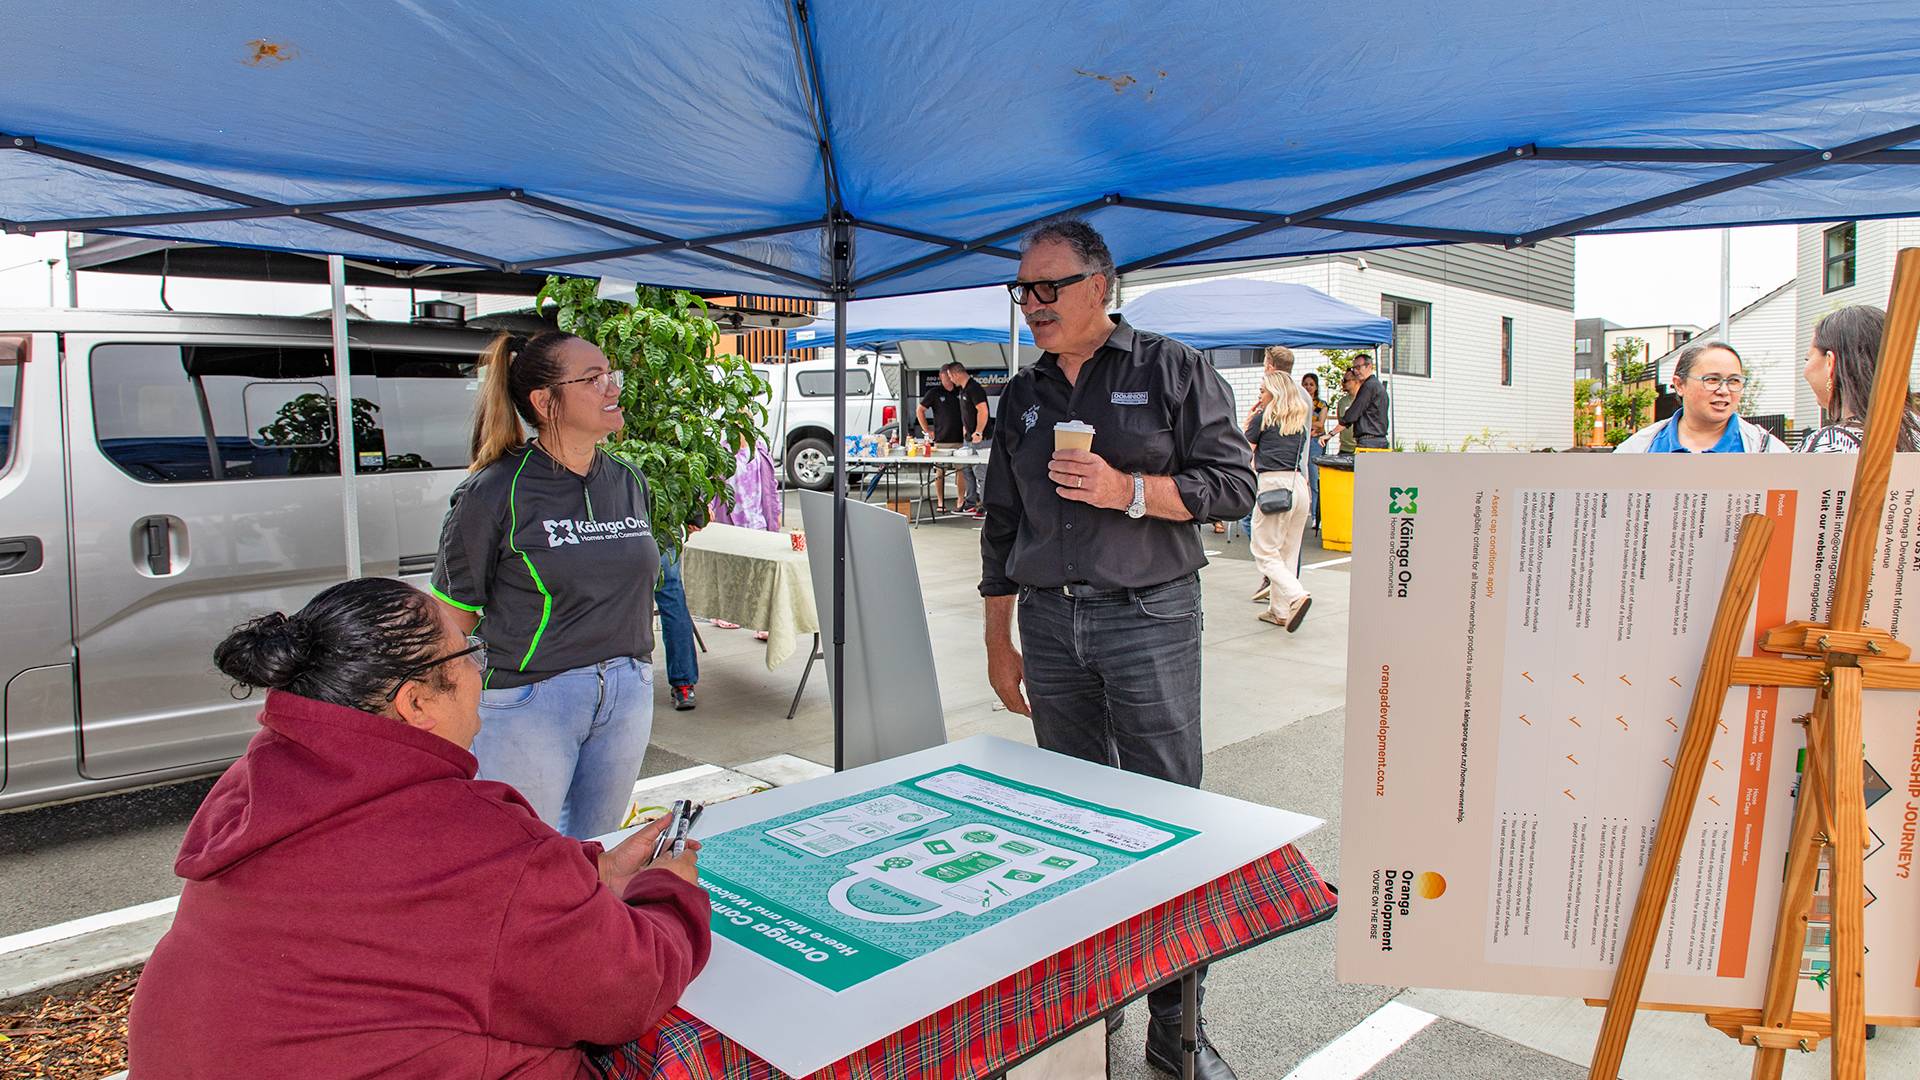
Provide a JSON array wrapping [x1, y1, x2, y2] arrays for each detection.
[[650, 800, 689, 863], [672, 803, 705, 858]]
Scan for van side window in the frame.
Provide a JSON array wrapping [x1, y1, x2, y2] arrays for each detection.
[[795, 369, 872, 397], [92, 343, 348, 482], [90, 344, 479, 482], [364, 349, 477, 472], [0, 341, 20, 476]]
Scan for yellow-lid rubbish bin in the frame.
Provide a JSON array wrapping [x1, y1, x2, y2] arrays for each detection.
[[1318, 452, 1355, 552]]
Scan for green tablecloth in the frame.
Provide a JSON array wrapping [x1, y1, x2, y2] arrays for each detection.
[[680, 524, 818, 669]]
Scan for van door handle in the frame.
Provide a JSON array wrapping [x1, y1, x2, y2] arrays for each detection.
[[0, 536, 43, 576], [137, 516, 172, 575]]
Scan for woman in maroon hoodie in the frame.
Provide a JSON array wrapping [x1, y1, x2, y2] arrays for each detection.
[[128, 578, 711, 1079]]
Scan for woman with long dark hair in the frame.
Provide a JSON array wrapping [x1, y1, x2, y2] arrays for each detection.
[[431, 330, 661, 838], [129, 579, 708, 1077], [1799, 305, 1920, 452]]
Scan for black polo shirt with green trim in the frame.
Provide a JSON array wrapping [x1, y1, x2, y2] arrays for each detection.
[[430, 441, 658, 689]]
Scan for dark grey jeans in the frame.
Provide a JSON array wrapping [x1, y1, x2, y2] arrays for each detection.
[[1016, 572, 1206, 1022]]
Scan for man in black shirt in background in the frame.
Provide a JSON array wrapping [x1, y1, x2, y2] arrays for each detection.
[[979, 219, 1253, 1079], [945, 361, 991, 515], [916, 367, 964, 512], [1334, 352, 1390, 448]]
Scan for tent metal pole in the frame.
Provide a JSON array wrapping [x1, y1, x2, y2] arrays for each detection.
[[1719, 229, 1732, 343], [830, 218, 853, 771], [328, 255, 362, 579]]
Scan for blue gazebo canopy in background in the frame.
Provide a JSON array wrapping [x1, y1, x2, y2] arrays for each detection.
[[787, 288, 1032, 350], [1121, 279, 1392, 350]]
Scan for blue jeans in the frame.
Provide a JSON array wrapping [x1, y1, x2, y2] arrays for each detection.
[[473, 657, 655, 839], [1016, 573, 1206, 1020], [655, 548, 697, 689], [1305, 437, 1323, 528]]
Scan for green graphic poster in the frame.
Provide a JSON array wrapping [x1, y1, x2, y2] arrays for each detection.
[[697, 765, 1198, 991]]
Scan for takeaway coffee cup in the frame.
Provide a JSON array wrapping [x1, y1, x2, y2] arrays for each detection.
[[1054, 420, 1095, 453]]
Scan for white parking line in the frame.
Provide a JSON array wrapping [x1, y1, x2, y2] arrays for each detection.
[[0, 896, 180, 958], [1279, 1000, 1437, 1080], [1304, 556, 1351, 570]]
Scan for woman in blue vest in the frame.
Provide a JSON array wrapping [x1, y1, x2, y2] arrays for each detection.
[[1615, 341, 1788, 454]]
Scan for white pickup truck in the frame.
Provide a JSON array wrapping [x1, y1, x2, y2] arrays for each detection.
[[754, 353, 903, 490]]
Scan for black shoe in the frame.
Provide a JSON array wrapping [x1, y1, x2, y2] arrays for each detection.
[[1145, 1016, 1237, 1080], [671, 685, 696, 711]]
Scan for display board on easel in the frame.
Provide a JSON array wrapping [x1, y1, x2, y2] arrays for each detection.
[[1337, 249, 1920, 1078]]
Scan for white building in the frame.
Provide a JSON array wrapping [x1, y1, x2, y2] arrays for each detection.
[[1793, 219, 1920, 429], [1119, 239, 1575, 451], [1649, 281, 1799, 425]]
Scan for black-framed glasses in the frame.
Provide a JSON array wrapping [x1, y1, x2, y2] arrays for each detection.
[[551, 369, 626, 394], [387, 635, 487, 699], [1007, 273, 1090, 306], [1681, 373, 1747, 393]]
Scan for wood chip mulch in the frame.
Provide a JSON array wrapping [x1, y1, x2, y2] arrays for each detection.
[[0, 967, 140, 1079]]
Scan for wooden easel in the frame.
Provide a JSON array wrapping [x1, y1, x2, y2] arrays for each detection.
[[1586, 248, 1920, 1080]]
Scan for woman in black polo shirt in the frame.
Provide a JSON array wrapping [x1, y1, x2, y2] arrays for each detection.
[[430, 330, 660, 838]]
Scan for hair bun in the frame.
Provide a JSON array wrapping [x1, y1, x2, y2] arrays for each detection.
[[213, 610, 314, 691]]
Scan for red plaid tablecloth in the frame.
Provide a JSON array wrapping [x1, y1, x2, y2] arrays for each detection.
[[600, 843, 1335, 1080]]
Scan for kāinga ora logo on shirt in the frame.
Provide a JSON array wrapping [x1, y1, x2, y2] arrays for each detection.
[[542, 517, 651, 547]]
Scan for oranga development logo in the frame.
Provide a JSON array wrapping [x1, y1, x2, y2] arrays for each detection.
[[1370, 868, 1447, 952]]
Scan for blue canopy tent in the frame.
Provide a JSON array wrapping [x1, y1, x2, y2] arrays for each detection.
[[9, 2, 1920, 775], [1121, 279, 1391, 350]]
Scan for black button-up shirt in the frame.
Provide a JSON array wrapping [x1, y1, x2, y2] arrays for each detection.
[[979, 318, 1255, 595], [1341, 373, 1390, 446]]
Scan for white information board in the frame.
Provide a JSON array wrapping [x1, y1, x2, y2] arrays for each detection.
[[600, 735, 1321, 1076], [1337, 454, 1920, 1019]]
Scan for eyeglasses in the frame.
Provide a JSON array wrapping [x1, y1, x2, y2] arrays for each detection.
[[1007, 273, 1090, 306], [1682, 374, 1747, 393], [387, 635, 487, 699], [551, 369, 626, 394]]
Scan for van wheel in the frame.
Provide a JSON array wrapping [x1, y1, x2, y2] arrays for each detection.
[[787, 438, 833, 491]]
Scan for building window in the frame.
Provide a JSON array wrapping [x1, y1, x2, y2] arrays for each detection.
[[1824, 223, 1857, 293], [1573, 337, 1591, 354], [1381, 296, 1431, 377], [1500, 317, 1514, 387], [1672, 328, 1693, 350]]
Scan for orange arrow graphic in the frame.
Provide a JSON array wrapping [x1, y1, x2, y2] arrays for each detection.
[[1669, 675, 1683, 687], [1566, 754, 1580, 765], [1568, 716, 1582, 728], [1519, 714, 1532, 725], [1563, 788, 1577, 801], [1708, 795, 1721, 807], [1717, 721, 1729, 735], [1616, 716, 1629, 730], [1618, 674, 1632, 686], [1665, 716, 1678, 731], [1662, 757, 1674, 769], [1521, 671, 1534, 683], [1571, 673, 1585, 684], [1711, 759, 1724, 771]]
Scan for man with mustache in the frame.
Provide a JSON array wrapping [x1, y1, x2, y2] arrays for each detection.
[[978, 219, 1254, 1079]]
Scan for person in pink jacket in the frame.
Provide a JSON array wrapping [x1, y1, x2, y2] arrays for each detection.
[[128, 577, 711, 1079]]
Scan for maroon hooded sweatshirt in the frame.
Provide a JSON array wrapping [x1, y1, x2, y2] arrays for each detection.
[[128, 690, 711, 1079]]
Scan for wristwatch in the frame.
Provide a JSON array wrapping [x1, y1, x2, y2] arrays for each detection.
[[1126, 473, 1147, 519]]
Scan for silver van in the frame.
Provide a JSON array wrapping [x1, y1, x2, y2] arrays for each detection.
[[0, 308, 509, 811]]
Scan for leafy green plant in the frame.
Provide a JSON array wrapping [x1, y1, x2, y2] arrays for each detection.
[[1600, 339, 1656, 443], [537, 277, 769, 556]]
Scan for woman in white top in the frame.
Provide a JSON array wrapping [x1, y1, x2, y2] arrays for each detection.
[[1799, 305, 1920, 453]]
